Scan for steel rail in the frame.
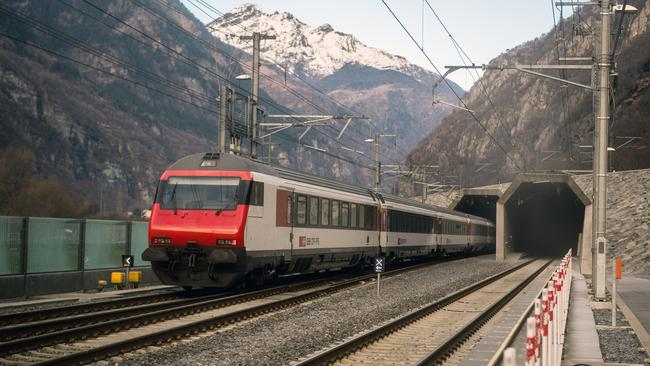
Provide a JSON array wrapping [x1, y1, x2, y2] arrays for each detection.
[[28, 258, 451, 366], [414, 259, 552, 365], [0, 270, 360, 343], [293, 259, 539, 366], [0, 290, 184, 326], [0, 257, 450, 362], [0, 276, 344, 356], [0, 290, 252, 342]]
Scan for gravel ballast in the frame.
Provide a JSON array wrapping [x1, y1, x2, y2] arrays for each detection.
[[592, 307, 629, 326], [120, 255, 517, 366], [593, 307, 649, 364], [597, 328, 647, 364]]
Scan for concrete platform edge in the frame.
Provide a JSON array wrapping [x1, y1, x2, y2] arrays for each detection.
[[564, 263, 604, 364]]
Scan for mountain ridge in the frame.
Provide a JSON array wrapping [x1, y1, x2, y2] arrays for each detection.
[[208, 3, 450, 86]]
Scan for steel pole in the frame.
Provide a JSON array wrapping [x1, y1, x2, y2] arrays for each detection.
[[594, 0, 611, 300], [250, 32, 260, 158], [374, 133, 380, 192], [218, 85, 227, 153]]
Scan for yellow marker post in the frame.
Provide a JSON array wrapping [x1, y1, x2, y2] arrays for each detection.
[[111, 272, 125, 288], [128, 271, 142, 288]]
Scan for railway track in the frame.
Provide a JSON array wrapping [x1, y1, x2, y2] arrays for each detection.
[[0, 290, 188, 327], [294, 258, 551, 366], [0, 258, 450, 365]]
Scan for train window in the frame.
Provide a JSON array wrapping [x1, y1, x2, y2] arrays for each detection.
[[309, 196, 319, 226], [358, 205, 365, 229], [297, 195, 306, 225], [162, 176, 241, 210], [331, 201, 340, 227], [321, 198, 330, 226], [366, 206, 375, 230], [249, 181, 264, 206], [350, 204, 358, 228], [341, 202, 349, 227], [286, 196, 292, 225]]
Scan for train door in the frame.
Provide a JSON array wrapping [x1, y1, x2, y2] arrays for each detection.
[[276, 188, 295, 263], [288, 191, 295, 262], [435, 217, 443, 249], [376, 198, 386, 255], [382, 204, 393, 256], [466, 217, 471, 246]]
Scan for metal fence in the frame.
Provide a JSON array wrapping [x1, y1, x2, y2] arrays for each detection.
[[0, 216, 149, 276]]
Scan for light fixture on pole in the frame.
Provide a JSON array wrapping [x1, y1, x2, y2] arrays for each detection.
[[365, 134, 397, 192]]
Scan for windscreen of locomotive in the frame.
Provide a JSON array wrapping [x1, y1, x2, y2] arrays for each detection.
[[161, 177, 241, 210]]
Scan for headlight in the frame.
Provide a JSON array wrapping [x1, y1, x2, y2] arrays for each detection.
[[153, 237, 172, 245], [217, 239, 237, 246]]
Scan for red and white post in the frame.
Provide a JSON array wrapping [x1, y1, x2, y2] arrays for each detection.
[[526, 317, 537, 366]]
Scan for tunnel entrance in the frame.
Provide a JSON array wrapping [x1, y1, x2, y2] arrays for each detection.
[[453, 191, 500, 223], [497, 174, 591, 260]]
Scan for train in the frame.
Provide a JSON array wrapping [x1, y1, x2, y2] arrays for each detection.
[[142, 152, 495, 288]]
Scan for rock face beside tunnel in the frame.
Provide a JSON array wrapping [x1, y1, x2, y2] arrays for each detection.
[[573, 169, 650, 280]]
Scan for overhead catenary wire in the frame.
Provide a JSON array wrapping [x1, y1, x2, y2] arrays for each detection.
[[610, 0, 629, 60], [550, 0, 573, 154], [423, 0, 515, 151], [0, 31, 218, 115], [168, 0, 430, 174], [131, 0, 366, 124], [0, 4, 218, 107], [125, 0, 382, 164], [187, 0, 381, 130], [381, 0, 525, 172], [64, 0, 379, 168], [2, 2, 376, 173], [179, 2, 406, 170]]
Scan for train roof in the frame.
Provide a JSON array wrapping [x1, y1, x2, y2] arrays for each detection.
[[166, 153, 493, 225]]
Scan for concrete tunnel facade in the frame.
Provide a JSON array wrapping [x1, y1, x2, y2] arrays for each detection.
[[451, 188, 503, 224], [495, 173, 592, 271]]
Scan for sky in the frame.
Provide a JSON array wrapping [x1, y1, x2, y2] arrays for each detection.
[[181, 1, 571, 89]]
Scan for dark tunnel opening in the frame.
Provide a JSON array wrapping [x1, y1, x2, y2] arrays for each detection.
[[454, 195, 499, 223], [504, 182, 584, 258]]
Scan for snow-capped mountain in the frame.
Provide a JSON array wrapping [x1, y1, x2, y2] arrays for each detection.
[[206, 3, 463, 186], [208, 4, 435, 82]]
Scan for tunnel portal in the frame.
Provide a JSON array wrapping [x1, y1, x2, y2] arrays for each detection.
[[497, 174, 591, 260], [453, 192, 500, 223]]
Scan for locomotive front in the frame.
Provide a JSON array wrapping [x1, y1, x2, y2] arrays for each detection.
[[142, 153, 261, 288]]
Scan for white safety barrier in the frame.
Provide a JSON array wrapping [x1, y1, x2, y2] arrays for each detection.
[[503, 249, 572, 366]]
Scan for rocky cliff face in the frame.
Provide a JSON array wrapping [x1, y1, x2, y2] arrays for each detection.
[[0, 0, 459, 214], [573, 169, 650, 280], [408, 1, 650, 188], [0, 0, 233, 213]]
